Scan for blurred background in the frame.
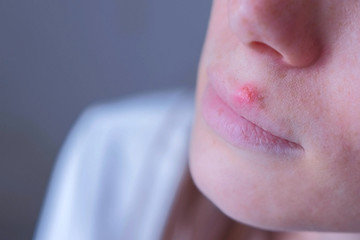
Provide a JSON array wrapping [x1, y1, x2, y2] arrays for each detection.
[[0, 0, 211, 239]]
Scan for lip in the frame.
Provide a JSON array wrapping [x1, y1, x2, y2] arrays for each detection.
[[201, 70, 303, 155]]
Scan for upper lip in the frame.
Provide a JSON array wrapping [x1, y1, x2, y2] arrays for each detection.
[[207, 68, 302, 148]]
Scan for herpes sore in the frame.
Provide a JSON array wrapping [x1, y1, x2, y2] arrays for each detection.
[[234, 84, 260, 105]]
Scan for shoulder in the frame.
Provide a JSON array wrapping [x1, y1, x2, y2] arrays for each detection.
[[61, 88, 194, 159], [80, 88, 194, 128], [35, 88, 195, 240]]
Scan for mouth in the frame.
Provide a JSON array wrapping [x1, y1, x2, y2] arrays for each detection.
[[201, 70, 303, 155]]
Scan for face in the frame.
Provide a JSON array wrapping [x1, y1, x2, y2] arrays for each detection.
[[190, 0, 360, 232]]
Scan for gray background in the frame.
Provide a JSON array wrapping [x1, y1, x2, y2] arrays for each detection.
[[0, 0, 211, 239]]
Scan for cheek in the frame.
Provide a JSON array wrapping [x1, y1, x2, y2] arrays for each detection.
[[202, 0, 240, 66], [314, 52, 360, 164]]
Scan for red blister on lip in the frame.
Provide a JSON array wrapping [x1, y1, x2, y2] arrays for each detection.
[[234, 84, 261, 105]]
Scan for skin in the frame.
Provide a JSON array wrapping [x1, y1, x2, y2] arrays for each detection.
[[190, 0, 360, 238]]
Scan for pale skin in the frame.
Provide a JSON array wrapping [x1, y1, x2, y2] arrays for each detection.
[[190, 0, 360, 239]]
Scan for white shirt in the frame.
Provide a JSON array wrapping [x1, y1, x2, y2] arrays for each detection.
[[34, 89, 194, 240]]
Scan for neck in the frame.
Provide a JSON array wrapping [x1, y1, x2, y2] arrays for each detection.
[[229, 225, 360, 240], [271, 231, 360, 240]]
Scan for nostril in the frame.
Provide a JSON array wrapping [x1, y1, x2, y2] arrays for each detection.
[[228, 0, 321, 67], [250, 41, 283, 59]]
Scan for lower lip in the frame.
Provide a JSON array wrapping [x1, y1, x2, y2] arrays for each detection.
[[201, 84, 301, 155]]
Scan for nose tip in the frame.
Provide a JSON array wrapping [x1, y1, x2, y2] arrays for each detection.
[[228, 0, 321, 67]]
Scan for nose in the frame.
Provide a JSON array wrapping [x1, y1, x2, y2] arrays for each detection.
[[228, 0, 321, 67]]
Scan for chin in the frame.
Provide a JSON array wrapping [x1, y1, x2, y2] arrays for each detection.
[[189, 113, 360, 233]]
